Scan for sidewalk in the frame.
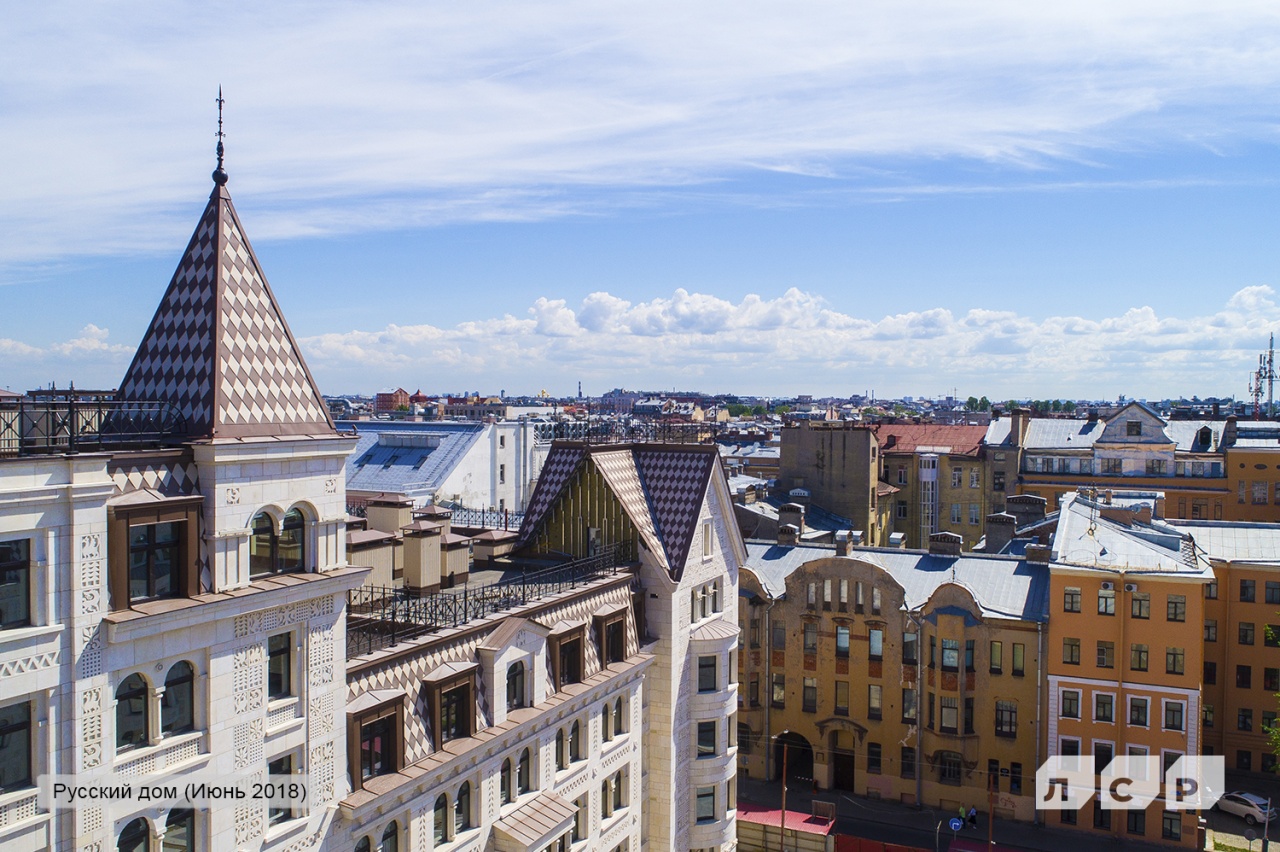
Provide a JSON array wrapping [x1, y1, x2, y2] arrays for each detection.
[[737, 776, 1188, 852]]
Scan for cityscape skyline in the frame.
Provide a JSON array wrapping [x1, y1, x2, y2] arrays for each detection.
[[5, 2, 1280, 398]]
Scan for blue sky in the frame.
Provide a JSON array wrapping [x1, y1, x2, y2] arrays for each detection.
[[4, 1, 1280, 400]]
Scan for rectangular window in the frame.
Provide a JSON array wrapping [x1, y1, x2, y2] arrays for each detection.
[[855, 582, 865, 613], [901, 746, 916, 779], [1012, 643, 1024, 676], [869, 629, 883, 660], [1240, 622, 1256, 645], [867, 742, 882, 774], [499, 463, 505, 484], [1130, 697, 1148, 727], [868, 684, 883, 719], [0, 540, 31, 629], [129, 521, 182, 603], [1238, 665, 1253, 688], [1061, 690, 1080, 719], [823, 579, 831, 609], [1268, 582, 1280, 605], [702, 520, 713, 558], [1127, 420, 1142, 436], [903, 632, 918, 664], [697, 721, 716, 757], [1268, 625, 1280, 648], [1166, 647, 1184, 675], [1127, 809, 1145, 836], [1165, 701, 1185, 731], [896, 500, 908, 519], [952, 468, 962, 488], [1238, 750, 1253, 771], [1205, 619, 1217, 642], [1097, 641, 1115, 668], [941, 639, 960, 671], [1063, 638, 1080, 665], [268, 632, 292, 700], [1206, 581, 1218, 600], [771, 674, 785, 708], [970, 503, 980, 525], [835, 681, 849, 716], [902, 688, 917, 722], [439, 682, 470, 742], [995, 700, 1017, 736], [872, 587, 882, 615], [1097, 588, 1115, 615], [990, 641, 1003, 674], [771, 622, 786, 650], [993, 471, 1005, 492], [1205, 661, 1217, 684], [1254, 482, 1269, 505], [1131, 592, 1150, 619], [1130, 644, 1148, 671], [835, 625, 849, 657], [803, 677, 817, 713], [970, 469, 980, 488], [940, 697, 958, 733], [0, 702, 32, 792], [1095, 694, 1114, 723], [839, 579, 848, 609], [1167, 595, 1186, 622], [1266, 668, 1279, 692], [803, 622, 817, 653], [268, 754, 295, 825], [807, 583, 816, 607], [1204, 705, 1214, 728], [1103, 458, 1122, 475], [1242, 579, 1257, 602], [556, 636, 583, 686], [1239, 709, 1254, 732], [951, 503, 962, 524], [695, 786, 716, 822], [1146, 459, 1166, 475], [698, 656, 717, 692], [749, 675, 759, 706], [964, 639, 975, 672], [1163, 811, 1182, 841], [360, 711, 398, 782]]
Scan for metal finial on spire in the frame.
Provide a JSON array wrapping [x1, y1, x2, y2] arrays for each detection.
[[212, 86, 228, 186]]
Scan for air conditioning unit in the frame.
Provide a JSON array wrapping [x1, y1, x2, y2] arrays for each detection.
[[1124, 583, 1139, 593], [1100, 582, 1115, 591]]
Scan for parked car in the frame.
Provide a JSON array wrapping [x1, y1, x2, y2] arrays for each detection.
[[1215, 792, 1278, 826]]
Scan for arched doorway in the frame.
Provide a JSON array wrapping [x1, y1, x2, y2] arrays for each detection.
[[774, 731, 814, 785]]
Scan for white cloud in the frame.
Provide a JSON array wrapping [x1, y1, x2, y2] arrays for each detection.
[[279, 285, 1280, 398], [5, 2, 1280, 264]]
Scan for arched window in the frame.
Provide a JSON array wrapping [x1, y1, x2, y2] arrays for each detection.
[[601, 779, 613, 818], [517, 749, 531, 794], [601, 703, 612, 742], [250, 509, 306, 578], [613, 697, 625, 735], [555, 729, 567, 770], [569, 721, 581, 761], [455, 781, 471, 833], [164, 808, 194, 851], [379, 820, 398, 852], [162, 662, 195, 736], [116, 674, 148, 751], [506, 662, 525, 711], [501, 758, 513, 804], [355, 837, 371, 852], [117, 817, 149, 852], [433, 794, 448, 843]]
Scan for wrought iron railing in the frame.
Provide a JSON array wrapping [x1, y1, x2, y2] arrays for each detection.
[[447, 506, 525, 531], [346, 541, 633, 658], [0, 393, 187, 457]]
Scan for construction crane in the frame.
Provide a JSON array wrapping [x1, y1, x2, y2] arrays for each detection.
[[1249, 333, 1276, 420]]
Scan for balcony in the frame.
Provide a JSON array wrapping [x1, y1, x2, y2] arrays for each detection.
[[347, 542, 634, 658], [0, 391, 186, 457]]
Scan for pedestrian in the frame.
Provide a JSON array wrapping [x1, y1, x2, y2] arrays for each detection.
[[958, 805, 966, 828], [968, 806, 978, 829]]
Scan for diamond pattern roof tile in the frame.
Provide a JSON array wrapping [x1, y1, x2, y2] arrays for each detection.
[[116, 183, 335, 440]]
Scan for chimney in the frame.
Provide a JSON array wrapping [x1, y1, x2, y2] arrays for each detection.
[[928, 531, 963, 557], [778, 503, 806, 534], [835, 530, 851, 557], [1005, 494, 1047, 527], [984, 512, 1017, 553], [849, 530, 864, 547], [401, 521, 443, 593], [1212, 401, 1221, 419], [1223, 415, 1238, 447], [1087, 408, 1099, 423], [888, 532, 907, 549], [366, 495, 414, 534], [1025, 543, 1051, 563], [777, 523, 799, 547]]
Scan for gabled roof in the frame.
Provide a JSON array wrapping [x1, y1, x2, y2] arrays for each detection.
[[116, 181, 334, 440], [518, 442, 719, 579], [872, 423, 986, 456]]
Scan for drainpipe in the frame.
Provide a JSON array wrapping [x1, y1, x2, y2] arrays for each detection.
[[1035, 620, 1045, 826], [903, 605, 925, 807], [764, 597, 778, 782]]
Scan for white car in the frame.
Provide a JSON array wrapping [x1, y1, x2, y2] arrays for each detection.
[[1216, 792, 1278, 826]]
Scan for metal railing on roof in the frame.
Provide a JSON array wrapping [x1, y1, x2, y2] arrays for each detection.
[[346, 541, 633, 658], [0, 391, 187, 457]]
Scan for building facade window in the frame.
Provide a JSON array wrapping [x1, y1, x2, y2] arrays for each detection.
[[868, 685, 883, 720], [268, 632, 292, 700], [1097, 641, 1114, 668], [129, 521, 182, 602], [1164, 701, 1185, 732], [1095, 694, 1114, 723], [1130, 644, 1148, 672], [1240, 623, 1256, 645], [268, 754, 295, 825], [995, 700, 1017, 736], [1098, 588, 1115, 615], [0, 539, 31, 629], [835, 682, 849, 716], [0, 701, 32, 792], [1130, 697, 1149, 727], [1166, 647, 1185, 675], [1061, 690, 1080, 719], [1205, 619, 1217, 642], [162, 661, 195, 736], [250, 509, 306, 578], [1167, 594, 1186, 621], [1063, 638, 1080, 665], [116, 673, 149, 751], [803, 678, 817, 713], [1063, 587, 1081, 612], [696, 786, 716, 822], [506, 662, 525, 710], [698, 655, 717, 692], [1131, 592, 1150, 619]]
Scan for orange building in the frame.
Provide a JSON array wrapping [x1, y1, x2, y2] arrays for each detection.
[[1044, 493, 1212, 847]]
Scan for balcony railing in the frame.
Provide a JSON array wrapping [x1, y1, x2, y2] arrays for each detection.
[[0, 392, 187, 457], [346, 541, 634, 658]]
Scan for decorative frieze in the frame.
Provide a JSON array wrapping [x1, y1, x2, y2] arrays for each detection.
[[0, 649, 60, 678]]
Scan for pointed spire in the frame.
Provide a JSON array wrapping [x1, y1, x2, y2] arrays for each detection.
[[212, 86, 228, 187]]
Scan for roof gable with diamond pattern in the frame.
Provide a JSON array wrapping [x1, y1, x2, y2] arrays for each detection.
[[116, 183, 335, 440], [515, 444, 585, 543]]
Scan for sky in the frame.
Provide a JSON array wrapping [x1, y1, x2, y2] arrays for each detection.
[[4, 2, 1280, 401]]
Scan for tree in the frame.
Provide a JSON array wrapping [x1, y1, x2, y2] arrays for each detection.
[[774, 405, 791, 415], [1062, 400, 1076, 413], [726, 403, 750, 418], [978, 396, 991, 411], [965, 396, 980, 411], [751, 405, 766, 416], [1051, 399, 1063, 413]]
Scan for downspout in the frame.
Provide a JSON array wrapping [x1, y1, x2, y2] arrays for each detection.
[[1035, 619, 1045, 826], [905, 608, 925, 808], [763, 597, 778, 781]]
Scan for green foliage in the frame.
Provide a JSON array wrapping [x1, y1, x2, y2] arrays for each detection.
[[773, 405, 791, 415], [751, 405, 766, 416], [726, 403, 750, 417]]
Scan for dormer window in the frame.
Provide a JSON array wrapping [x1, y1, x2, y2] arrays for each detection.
[[506, 662, 526, 711], [1127, 421, 1142, 437], [424, 664, 478, 749], [109, 496, 202, 610]]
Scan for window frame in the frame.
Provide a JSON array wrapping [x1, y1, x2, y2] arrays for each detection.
[[0, 539, 32, 630], [108, 497, 202, 611]]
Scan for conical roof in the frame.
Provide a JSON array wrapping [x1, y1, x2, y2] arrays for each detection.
[[117, 182, 335, 439]]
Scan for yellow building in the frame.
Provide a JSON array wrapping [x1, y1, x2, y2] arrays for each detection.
[[737, 530, 1047, 822], [872, 423, 991, 549], [1167, 519, 1280, 775], [1044, 492, 1212, 847], [778, 421, 885, 545]]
